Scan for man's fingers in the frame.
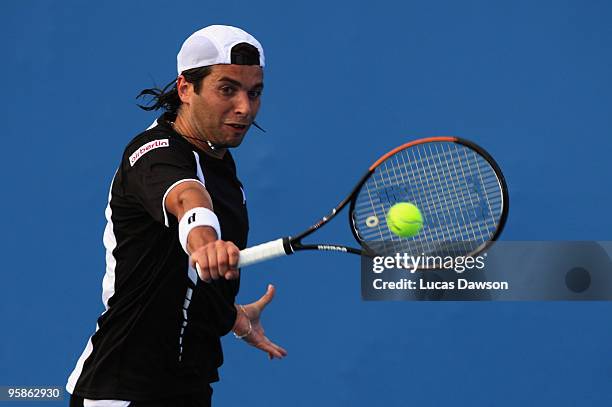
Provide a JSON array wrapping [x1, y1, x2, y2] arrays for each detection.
[[272, 341, 288, 357], [194, 256, 211, 282], [215, 242, 229, 278], [268, 344, 288, 359], [260, 337, 287, 356], [227, 242, 240, 265], [206, 249, 220, 280], [193, 242, 241, 281], [256, 338, 287, 359], [224, 269, 239, 280], [267, 346, 287, 359], [227, 246, 240, 279]]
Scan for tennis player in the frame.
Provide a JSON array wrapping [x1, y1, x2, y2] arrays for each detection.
[[66, 25, 286, 407]]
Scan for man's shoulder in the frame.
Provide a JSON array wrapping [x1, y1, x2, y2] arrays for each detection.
[[122, 118, 192, 168], [124, 117, 178, 154]]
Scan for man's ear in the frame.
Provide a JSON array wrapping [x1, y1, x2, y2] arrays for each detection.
[[176, 75, 192, 104]]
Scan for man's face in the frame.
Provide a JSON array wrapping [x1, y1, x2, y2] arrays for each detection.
[[182, 64, 264, 148]]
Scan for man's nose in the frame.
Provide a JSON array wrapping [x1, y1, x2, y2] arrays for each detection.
[[233, 91, 253, 117]]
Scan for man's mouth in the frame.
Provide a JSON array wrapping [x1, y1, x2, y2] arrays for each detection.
[[225, 123, 249, 130]]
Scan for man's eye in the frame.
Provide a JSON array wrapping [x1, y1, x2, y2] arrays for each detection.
[[248, 90, 262, 99], [220, 86, 236, 95]]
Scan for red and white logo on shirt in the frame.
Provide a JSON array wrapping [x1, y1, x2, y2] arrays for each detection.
[[129, 139, 169, 166]]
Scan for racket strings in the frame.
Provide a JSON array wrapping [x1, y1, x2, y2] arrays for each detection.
[[353, 141, 504, 256], [410, 143, 479, 255], [461, 145, 499, 235], [446, 143, 487, 252], [444, 143, 500, 252], [430, 143, 473, 254]]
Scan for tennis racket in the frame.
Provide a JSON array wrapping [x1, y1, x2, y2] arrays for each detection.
[[237, 137, 508, 269]]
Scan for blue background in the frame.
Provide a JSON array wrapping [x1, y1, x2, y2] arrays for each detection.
[[2, 0, 612, 405]]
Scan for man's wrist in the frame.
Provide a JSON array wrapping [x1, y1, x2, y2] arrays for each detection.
[[186, 226, 219, 255], [179, 207, 221, 255], [233, 305, 252, 339]]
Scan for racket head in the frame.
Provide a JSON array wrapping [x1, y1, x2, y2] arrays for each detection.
[[349, 137, 508, 264]]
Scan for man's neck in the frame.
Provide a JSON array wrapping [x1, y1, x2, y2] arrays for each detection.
[[172, 113, 226, 159]]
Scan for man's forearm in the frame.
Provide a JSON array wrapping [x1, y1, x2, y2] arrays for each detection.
[[165, 182, 219, 253]]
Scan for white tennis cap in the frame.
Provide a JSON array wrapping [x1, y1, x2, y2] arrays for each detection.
[[177, 25, 265, 75]]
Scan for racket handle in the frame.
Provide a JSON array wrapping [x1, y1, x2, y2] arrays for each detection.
[[194, 237, 292, 278], [238, 237, 293, 267]]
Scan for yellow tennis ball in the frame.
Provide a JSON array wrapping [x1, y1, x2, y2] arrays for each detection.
[[386, 202, 423, 237]]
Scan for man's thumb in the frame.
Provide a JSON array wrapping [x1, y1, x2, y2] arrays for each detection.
[[258, 284, 275, 307]]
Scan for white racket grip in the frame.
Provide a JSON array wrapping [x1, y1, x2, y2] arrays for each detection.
[[238, 238, 291, 267]]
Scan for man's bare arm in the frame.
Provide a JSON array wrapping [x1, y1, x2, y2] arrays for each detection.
[[165, 180, 239, 281]]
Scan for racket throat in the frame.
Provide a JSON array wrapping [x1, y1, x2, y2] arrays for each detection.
[[315, 244, 349, 253], [282, 237, 295, 255]]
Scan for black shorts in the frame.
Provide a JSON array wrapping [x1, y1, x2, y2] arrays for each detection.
[[69, 387, 212, 407]]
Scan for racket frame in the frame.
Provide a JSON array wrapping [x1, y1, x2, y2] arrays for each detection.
[[238, 136, 509, 267]]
